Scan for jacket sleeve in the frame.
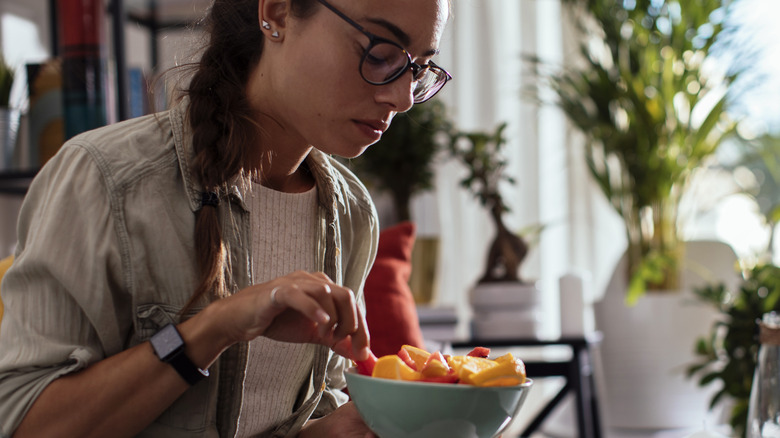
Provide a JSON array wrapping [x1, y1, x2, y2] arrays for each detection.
[[0, 142, 128, 436]]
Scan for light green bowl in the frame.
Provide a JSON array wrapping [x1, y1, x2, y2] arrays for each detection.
[[345, 368, 533, 438]]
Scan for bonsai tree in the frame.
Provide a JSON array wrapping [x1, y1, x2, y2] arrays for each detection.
[[448, 122, 530, 284], [532, 0, 736, 303], [688, 263, 780, 437], [348, 99, 452, 224]]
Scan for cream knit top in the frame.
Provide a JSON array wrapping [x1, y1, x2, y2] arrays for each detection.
[[236, 182, 319, 437]]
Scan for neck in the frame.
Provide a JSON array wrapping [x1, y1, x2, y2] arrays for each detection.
[[254, 147, 315, 193], [246, 64, 316, 193]]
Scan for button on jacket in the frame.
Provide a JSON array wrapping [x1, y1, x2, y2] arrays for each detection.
[[0, 99, 379, 437]]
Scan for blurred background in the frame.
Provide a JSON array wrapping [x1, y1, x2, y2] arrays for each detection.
[[0, 0, 778, 436]]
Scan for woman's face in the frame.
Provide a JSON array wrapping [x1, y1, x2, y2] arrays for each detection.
[[253, 0, 449, 159]]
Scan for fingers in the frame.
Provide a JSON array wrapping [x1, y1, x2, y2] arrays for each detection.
[[264, 272, 368, 354], [306, 272, 359, 339], [268, 282, 331, 325]]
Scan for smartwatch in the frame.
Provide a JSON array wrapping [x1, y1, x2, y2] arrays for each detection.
[[150, 323, 209, 385]]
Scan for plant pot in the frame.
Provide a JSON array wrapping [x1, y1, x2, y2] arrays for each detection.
[[470, 281, 542, 340], [0, 108, 19, 170], [594, 240, 740, 431]]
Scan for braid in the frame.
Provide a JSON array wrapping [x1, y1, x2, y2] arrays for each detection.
[[182, 0, 263, 313], [181, 0, 318, 314]]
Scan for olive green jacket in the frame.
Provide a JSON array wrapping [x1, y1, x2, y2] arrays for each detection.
[[0, 101, 379, 437]]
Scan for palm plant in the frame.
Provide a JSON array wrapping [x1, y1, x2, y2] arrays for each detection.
[[532, 0, 736, 303]]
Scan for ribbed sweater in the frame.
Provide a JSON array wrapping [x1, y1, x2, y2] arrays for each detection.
[[236, 183, 319, 437]]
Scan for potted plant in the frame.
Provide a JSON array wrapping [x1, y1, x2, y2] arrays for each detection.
[[528, 0, 741, 429], [347, 99, 453, 303], [447, 122, 547, 339], [0, 51, 16, 169], [688, 263, 780, 438], [447, 122, 530, 284], [533, 0, 736, 304], [349, 99, 452, 225]]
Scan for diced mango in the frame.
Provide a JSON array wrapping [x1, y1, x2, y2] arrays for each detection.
[[372, 355, 421, 381], [469, 357, 526, 387], [421, 352, 451, 378], [400, 344, 431, 371], [458, 357, 499, 385]]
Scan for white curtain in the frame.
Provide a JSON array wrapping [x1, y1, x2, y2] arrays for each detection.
[[420, 0, 626, 339]]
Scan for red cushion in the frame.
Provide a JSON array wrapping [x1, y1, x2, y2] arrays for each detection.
[[364, 221, 425, 357]]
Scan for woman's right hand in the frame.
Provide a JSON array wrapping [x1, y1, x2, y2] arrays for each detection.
[[206, 271, 371, 362]]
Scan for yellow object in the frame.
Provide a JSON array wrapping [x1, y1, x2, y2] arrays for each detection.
[[0, 255, 13, 326], [456, 357, 498, 385], [420, 357, 449, 378], [373, 355, 421, 381], [400, 344, 431, 371], [469, 359, 526, 387]]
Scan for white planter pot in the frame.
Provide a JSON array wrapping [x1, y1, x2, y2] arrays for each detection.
[[0, 108, 20, 170], [594, 240, 740, 431]]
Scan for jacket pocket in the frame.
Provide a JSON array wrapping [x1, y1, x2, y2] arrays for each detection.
[[135, 303, 218, 432]]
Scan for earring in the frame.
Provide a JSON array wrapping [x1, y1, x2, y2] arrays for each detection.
[[271, 30, 280, 38], [261, 20, 271, 30]]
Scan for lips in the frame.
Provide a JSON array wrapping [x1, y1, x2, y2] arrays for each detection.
[[355, 119, 389, 133]]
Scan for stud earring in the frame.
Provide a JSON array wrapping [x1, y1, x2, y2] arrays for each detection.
[[271, 30, 279, 38], [261, 20, 271, 30]]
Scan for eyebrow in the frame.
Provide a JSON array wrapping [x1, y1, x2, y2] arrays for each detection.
[[366, 17, 440, 57]]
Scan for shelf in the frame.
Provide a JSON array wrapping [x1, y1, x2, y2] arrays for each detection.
[[0, 169, 38, 195]]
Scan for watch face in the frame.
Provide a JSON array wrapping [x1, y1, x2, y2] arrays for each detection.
[[152, 324, 184, 359]]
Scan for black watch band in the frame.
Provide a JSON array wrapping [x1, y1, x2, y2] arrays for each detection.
[[150, 323, 209, 386]]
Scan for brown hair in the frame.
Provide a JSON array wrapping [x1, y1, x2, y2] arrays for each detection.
[[181, 0, 318, 314]]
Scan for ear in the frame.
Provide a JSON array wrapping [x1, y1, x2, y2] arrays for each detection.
[[259, 0, 289, 40]]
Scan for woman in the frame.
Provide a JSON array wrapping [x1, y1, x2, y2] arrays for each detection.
[[0, 0, 451, 436]]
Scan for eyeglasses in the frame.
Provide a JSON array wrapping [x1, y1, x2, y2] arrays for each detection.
[[316, 0, 451, 104]]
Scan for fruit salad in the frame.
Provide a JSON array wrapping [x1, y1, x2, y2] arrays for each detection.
[[354, 345, 526, 387]]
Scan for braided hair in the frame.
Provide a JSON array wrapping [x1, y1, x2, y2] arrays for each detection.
[[181, 0, 317, 314]]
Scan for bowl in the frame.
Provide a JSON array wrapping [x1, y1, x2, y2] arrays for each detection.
[[345, 368, 533, 438]]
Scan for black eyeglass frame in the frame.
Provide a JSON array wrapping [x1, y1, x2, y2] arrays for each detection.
[[315, 0, 452, 103]]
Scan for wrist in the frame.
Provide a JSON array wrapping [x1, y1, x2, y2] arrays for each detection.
[[177, 303, 235, 369]]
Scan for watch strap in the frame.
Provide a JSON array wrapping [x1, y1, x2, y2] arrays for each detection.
[[168, 349, 210, 386]]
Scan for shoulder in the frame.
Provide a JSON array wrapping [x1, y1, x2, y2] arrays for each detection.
[[62, 112, 178, 189]]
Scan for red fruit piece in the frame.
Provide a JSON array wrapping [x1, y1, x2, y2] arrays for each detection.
[[467, 347, 490, 358], [355, 351, 378, 376], [397, 347, 418, 371]]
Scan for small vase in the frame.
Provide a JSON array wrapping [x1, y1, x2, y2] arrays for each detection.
[[0, 107, 20, 170]]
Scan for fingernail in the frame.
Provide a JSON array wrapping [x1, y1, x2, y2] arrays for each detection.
[[315, 309, 330, 324]]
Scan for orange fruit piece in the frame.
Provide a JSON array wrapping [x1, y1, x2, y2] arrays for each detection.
[[400, 345, 431, 371], [469, 356, 527, 387], [456, 356, 498, 385], [421, 352, 451, 377], [372, 355, 421, 381]]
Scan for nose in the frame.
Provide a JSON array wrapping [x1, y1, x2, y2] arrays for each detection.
[[374, 70, 415, 112]]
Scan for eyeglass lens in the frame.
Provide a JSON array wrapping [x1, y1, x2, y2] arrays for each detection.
[[361, 41, 448, 103]]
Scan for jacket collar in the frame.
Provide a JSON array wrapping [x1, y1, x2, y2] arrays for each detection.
[[168, 97, 348, 214]]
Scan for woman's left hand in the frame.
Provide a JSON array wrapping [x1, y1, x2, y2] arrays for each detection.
[[298, 402, 377, 438]]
